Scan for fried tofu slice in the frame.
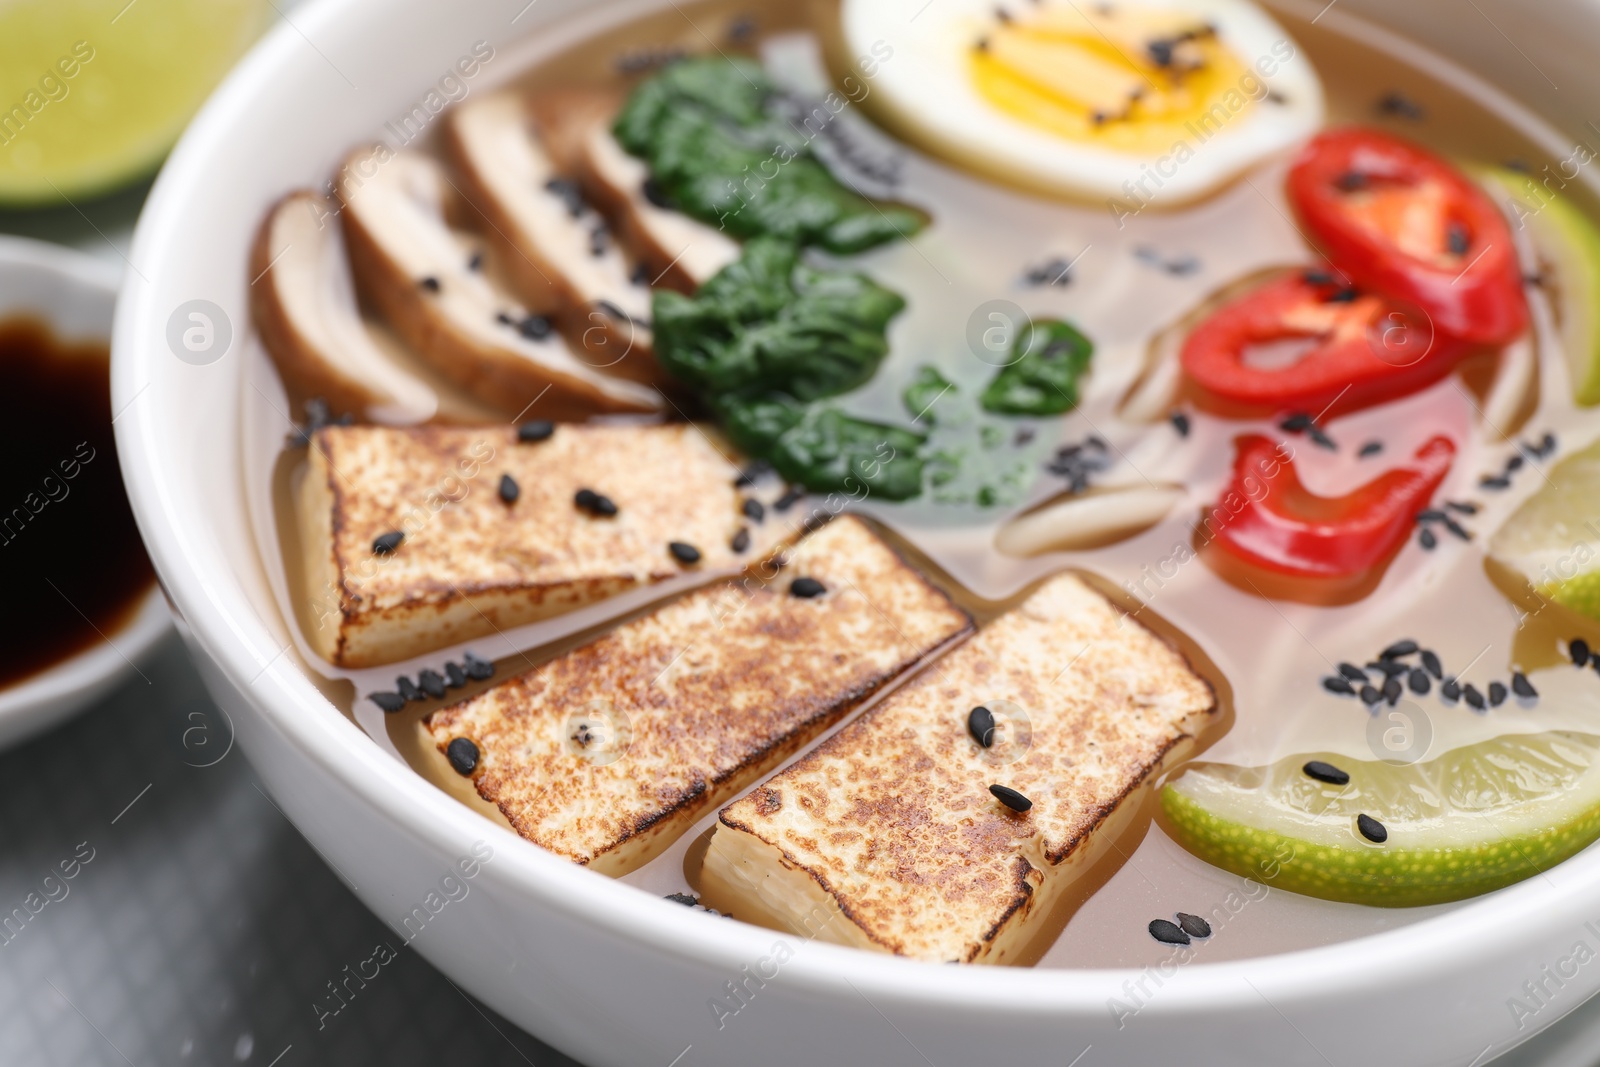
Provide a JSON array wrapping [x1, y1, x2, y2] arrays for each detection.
[[701, 573, 1218, 964], [298, 423, 790, 667], [420, 517, 972, 875]]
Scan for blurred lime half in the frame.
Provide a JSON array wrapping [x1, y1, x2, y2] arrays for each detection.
[[1489, 436, 1600, 621], [0, 0, 268, 206]]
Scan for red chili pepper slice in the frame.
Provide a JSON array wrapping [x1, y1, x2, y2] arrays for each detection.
[[1206, 433, 1455, 579], [1287, 127, 1527, 346], [1179, 270, 1470, 416]]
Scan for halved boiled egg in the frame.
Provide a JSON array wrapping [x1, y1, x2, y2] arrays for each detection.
[[841, 0, 1324, 206]]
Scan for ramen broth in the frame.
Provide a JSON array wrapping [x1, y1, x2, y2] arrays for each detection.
[[252, 0, 1600, 967]]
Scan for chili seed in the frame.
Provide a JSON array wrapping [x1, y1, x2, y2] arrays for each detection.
[[1381, 640, 1419, 659], [1408, 668, 1430, 695], [1338, 663, 1368, 682], [742, 498, 765, 523], [418, 669, 446, 699], [397, 676, 423, 703], [372, 530, 404, 555], [730, 527, 750, 553], [370, 692, 406, 713], [419, 276, 441, 293], [1323, 676, 1355, 696], [1464, 683, 1486, 710], [669, 541, 702, 565], [989, 784, 1032, 812], [1149, 919, 1190, 946], [1571, 638, 1591, 667], [1512, 672, 1537, 699], [444, 662, 467, 689], [969, 706, 997, 748], [1357, 813, 1388, 843], [1303, 760, 1350, 786], [1175, 913, 1212, 939], [499, 473, 520, 504], [790, 577, 826, 599], [446, 737, 479, 776], [517, 420, 555, 443], [462, 652, 495, 681], [1421, 650, 1443, 678]]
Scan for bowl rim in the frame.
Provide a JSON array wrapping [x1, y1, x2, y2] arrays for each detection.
[[110, 0, 1600, 1022], [0, 235, 170, 737]]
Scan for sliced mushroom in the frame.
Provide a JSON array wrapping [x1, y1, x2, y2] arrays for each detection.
[[996, 485, 1184, 557], [532, 90, 740, 294], [250, 191, 506, 425], [337, 147, 662, 419], [445, 92, 665, 386]]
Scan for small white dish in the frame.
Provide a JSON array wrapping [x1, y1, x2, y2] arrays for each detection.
[[0, 236, 170, 749]]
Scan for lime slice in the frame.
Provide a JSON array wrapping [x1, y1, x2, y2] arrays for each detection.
[[0, 0, 269, 205], [1489, 437, 1600, 621], [1480, 167, 1600, 406], [1161, 732, 1600, 906]]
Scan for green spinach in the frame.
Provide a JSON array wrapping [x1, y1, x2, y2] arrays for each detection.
[[980, 319, 1094, 416]]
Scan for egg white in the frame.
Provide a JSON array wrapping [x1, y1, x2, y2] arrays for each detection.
[[842, 0, 1325, 207]]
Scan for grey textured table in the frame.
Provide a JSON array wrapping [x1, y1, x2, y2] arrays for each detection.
[[1, 147, 1595, 1067]]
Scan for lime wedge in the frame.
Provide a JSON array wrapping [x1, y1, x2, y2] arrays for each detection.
[[1161, 732, 1600, 906], [1489, 437, 1600, 621], [0, 0, 268, 205], [1480, 167, 1600, 406]]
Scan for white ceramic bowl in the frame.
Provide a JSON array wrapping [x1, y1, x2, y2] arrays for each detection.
[[112, 2, 1600, 1063], [0, 236, 169, 750]]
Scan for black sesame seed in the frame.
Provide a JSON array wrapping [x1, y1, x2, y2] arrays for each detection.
[[517, 420, 555, 443], [1360, 684, 1381, 705], [969, 706, 997, 748], [1338, 663, 1368, 682], [462, 651, 495, 681], [496, 311, 517, 327], [1302, 269, 1335, 286], [730, 527, 750, 553], [1323, 676, 1355, 696], [1148, 919, 1190, 946], [1169, 411, 1191, 438], [574, 489, 617, 517], [664, 892, 699, 907], [416, 669, 445, 699], [1358, 440, 1384, 458], [1368, 660, 1408, 678], [1481, 475, 1511, 490], [734, 460, 773, 488], [1512, 671, 1537, 699], [1381, 639, 1420, 659], [774, 487, 803, 512], [397, 676, 423, 704], [1419, 527, 1438, 550], [1325, 287, 1360, 303], [742, 498, 765, 523], [370, 691, 406, 713], [1378, 91, 1425, 120], [518, 314, 553, 341], [630, 262, 652, 287], [372, 530, 404, 555], [1303, 760, 1350, 785], [1488, 681, 1508, 707], [642, 177, 674, 208], [1334, 171, 1368, 192], [444, 662, 467, 689], [1383, 677, 1402, 705], [419, 276, 441, 293], [1420, 650, 1442, 678], [1444, 500, 1478, 515], [1408, 668, 1430, 695], [446, 737, 479, 776], [989, 784, 1032, 812], [1175, 912, 1212, 939], [1308, 426, 1337, 450], [1463, 683, 1486, 710], [790, 577, 826, 599], [1441, 677, 1461, 701], [1356, 813, 1388, 843], [1279, 412, 1314, 433], [669, 541, 702, 565], [1505, 454, 1525, 472], [1446, 222, 1470, 256], [499, 473, 520, 504], [1415, 509, 1448, 524], [1572, 638, 1592, 667]]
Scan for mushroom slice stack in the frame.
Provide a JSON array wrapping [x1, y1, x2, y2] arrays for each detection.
[[338, 147, 662, 419], [533, 91, 740, 294], [445, 93, 663, 385], [251, 190, 477, 425]]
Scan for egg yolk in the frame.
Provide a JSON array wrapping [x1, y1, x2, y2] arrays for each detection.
[[971, 8, 1256, 156]]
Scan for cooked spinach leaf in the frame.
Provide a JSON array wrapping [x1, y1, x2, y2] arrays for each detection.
[[902, 365, 955, 425], [980, 319, 1094, 416], [768, 408, 927, 501], [614, 57, 927, 253]]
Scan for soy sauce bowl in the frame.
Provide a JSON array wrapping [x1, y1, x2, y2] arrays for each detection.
[[0, 236, 170, 749]]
